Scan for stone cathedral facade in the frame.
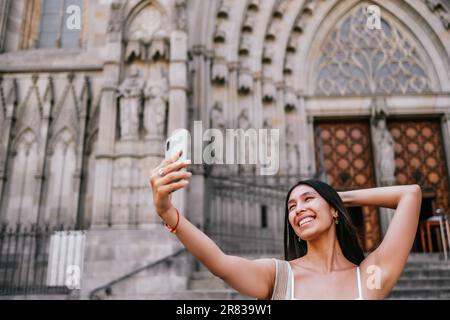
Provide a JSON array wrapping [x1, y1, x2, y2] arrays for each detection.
[[0, 0, 449, 299]]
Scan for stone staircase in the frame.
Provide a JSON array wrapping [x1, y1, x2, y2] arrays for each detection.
[[388, 253, 450, 300], [138, 257, 261, 300]]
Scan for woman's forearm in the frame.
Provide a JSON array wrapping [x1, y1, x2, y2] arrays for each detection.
[[160, 207, 228, 277], [338, 184, 422, 209]]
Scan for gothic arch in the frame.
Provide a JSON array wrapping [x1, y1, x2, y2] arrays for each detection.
[[122, 0, 170, 31], [43, 128, 77, 226], [5, 129, 38, 225], [291, 0, 450, 95]]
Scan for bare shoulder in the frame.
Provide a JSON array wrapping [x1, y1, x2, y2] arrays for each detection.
[[255, 257, 277, 277]]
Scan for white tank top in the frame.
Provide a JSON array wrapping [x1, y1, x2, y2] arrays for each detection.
[[271, 259, 364, 300]]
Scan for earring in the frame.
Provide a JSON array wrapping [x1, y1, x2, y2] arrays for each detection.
[[298, 236, 302, 243], [334, 210, 339, 224]]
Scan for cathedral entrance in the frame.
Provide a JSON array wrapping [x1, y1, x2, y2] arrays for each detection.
[[314, 119, 382, 252], [388, 118, 450, 253]]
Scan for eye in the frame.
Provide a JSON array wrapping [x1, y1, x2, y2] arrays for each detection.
[[305, 196, 313, 201], [289, 204, 296, 211]]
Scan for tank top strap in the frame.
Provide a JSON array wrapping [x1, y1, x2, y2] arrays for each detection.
[[356, 266, 364, 300]]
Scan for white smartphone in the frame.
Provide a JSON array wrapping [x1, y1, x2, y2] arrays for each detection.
[[165, 129, 191, 170]]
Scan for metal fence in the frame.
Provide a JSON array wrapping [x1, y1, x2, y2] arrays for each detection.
[[0, 224, 86, 296], [204, 174, 310, 255]]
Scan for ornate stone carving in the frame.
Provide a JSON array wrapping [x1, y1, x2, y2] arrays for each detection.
[[273, 0, 289, 19], [266, 23, 277, 41], [238, 108, 251, 130], [315, 5, 432, 96], [242, 15, 255, 33], [127, 5, 161, 41], [284, 56, 294, 75], [212, 59, 228, 85], [213, 24, 227, 43], [285, 88, 297, 111], [370, 96, 389, 119], [107, 1, 123, 34], [210, 102, 226, 131], [239, 36, 251, 56], [238, 69, 253, 94], [125, 5, 169, 62], [248, 0, 260, 12], [118, 70, 144, 141], [217, 2, 230, 19], [425, 0, 450, 29], [262, 46, 274, 64], [148, 33, 170, 61], [174, 0, 188, 31], [372, 117, 396, 184], [286, 124, 299, 175], [262, 80, 276, 103], [262, 117, 272, 129], [144, 77, 168, 140]]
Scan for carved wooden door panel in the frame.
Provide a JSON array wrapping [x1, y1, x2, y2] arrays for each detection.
[[314, 121, 381, 252], [388, 119, 450, 214]]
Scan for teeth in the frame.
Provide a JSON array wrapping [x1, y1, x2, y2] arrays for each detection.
[[299, 217, 314, 227]]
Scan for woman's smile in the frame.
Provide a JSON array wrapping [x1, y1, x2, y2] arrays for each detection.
[[299, 216, 315, 227]]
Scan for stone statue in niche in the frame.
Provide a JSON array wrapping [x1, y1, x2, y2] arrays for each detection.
[[144, 77, 168, 140], [118, 70, 144, 141], [107, 1, 123, 34], [210, 102, 226, 131], [370, 96, 389, 119], [174, 0, 187, 31], [286, 124, 299, 175], [372, 117, 396, 185], [370, 96, 395, 184], [238, 108, 251, 130]]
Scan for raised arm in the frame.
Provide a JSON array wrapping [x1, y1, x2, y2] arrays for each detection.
[[338, 184, 422, 297], [148, 152, 275, 299]]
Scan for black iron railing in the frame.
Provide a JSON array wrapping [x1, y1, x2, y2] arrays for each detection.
[[0, 223, 85, 296]]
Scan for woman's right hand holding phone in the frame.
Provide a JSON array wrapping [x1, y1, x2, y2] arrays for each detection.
[[148, 150, 192, 219]]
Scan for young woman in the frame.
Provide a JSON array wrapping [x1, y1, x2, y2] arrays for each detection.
[[149, 151, 422, 300]]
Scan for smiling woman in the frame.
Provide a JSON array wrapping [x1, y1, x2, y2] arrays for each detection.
[[285, 180, 365, 265], [149, 152, 422, 300]]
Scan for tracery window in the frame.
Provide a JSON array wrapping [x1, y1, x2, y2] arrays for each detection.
[[315, 5, 432, 96]]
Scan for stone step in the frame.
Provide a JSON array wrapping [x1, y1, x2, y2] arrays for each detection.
[[400, 268, 450, 278], [101, 290, 253, 300], [403, 262, 450, 269], [395, 277, 450, 288], [388, 287, 450, 299], [406, 253, 448, 262]]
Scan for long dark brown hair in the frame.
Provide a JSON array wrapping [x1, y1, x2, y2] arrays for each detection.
[[284, 179, 365, 265]]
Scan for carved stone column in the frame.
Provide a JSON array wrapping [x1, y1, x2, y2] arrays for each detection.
[[34, 77, 54, 226], [297, 94, 312, 178], [0, 77, 16, 222], [0, 0, 10, 53], [72, 77, 90, 229], [167, 30, 188, 217], [91, 1, 122, 228]]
